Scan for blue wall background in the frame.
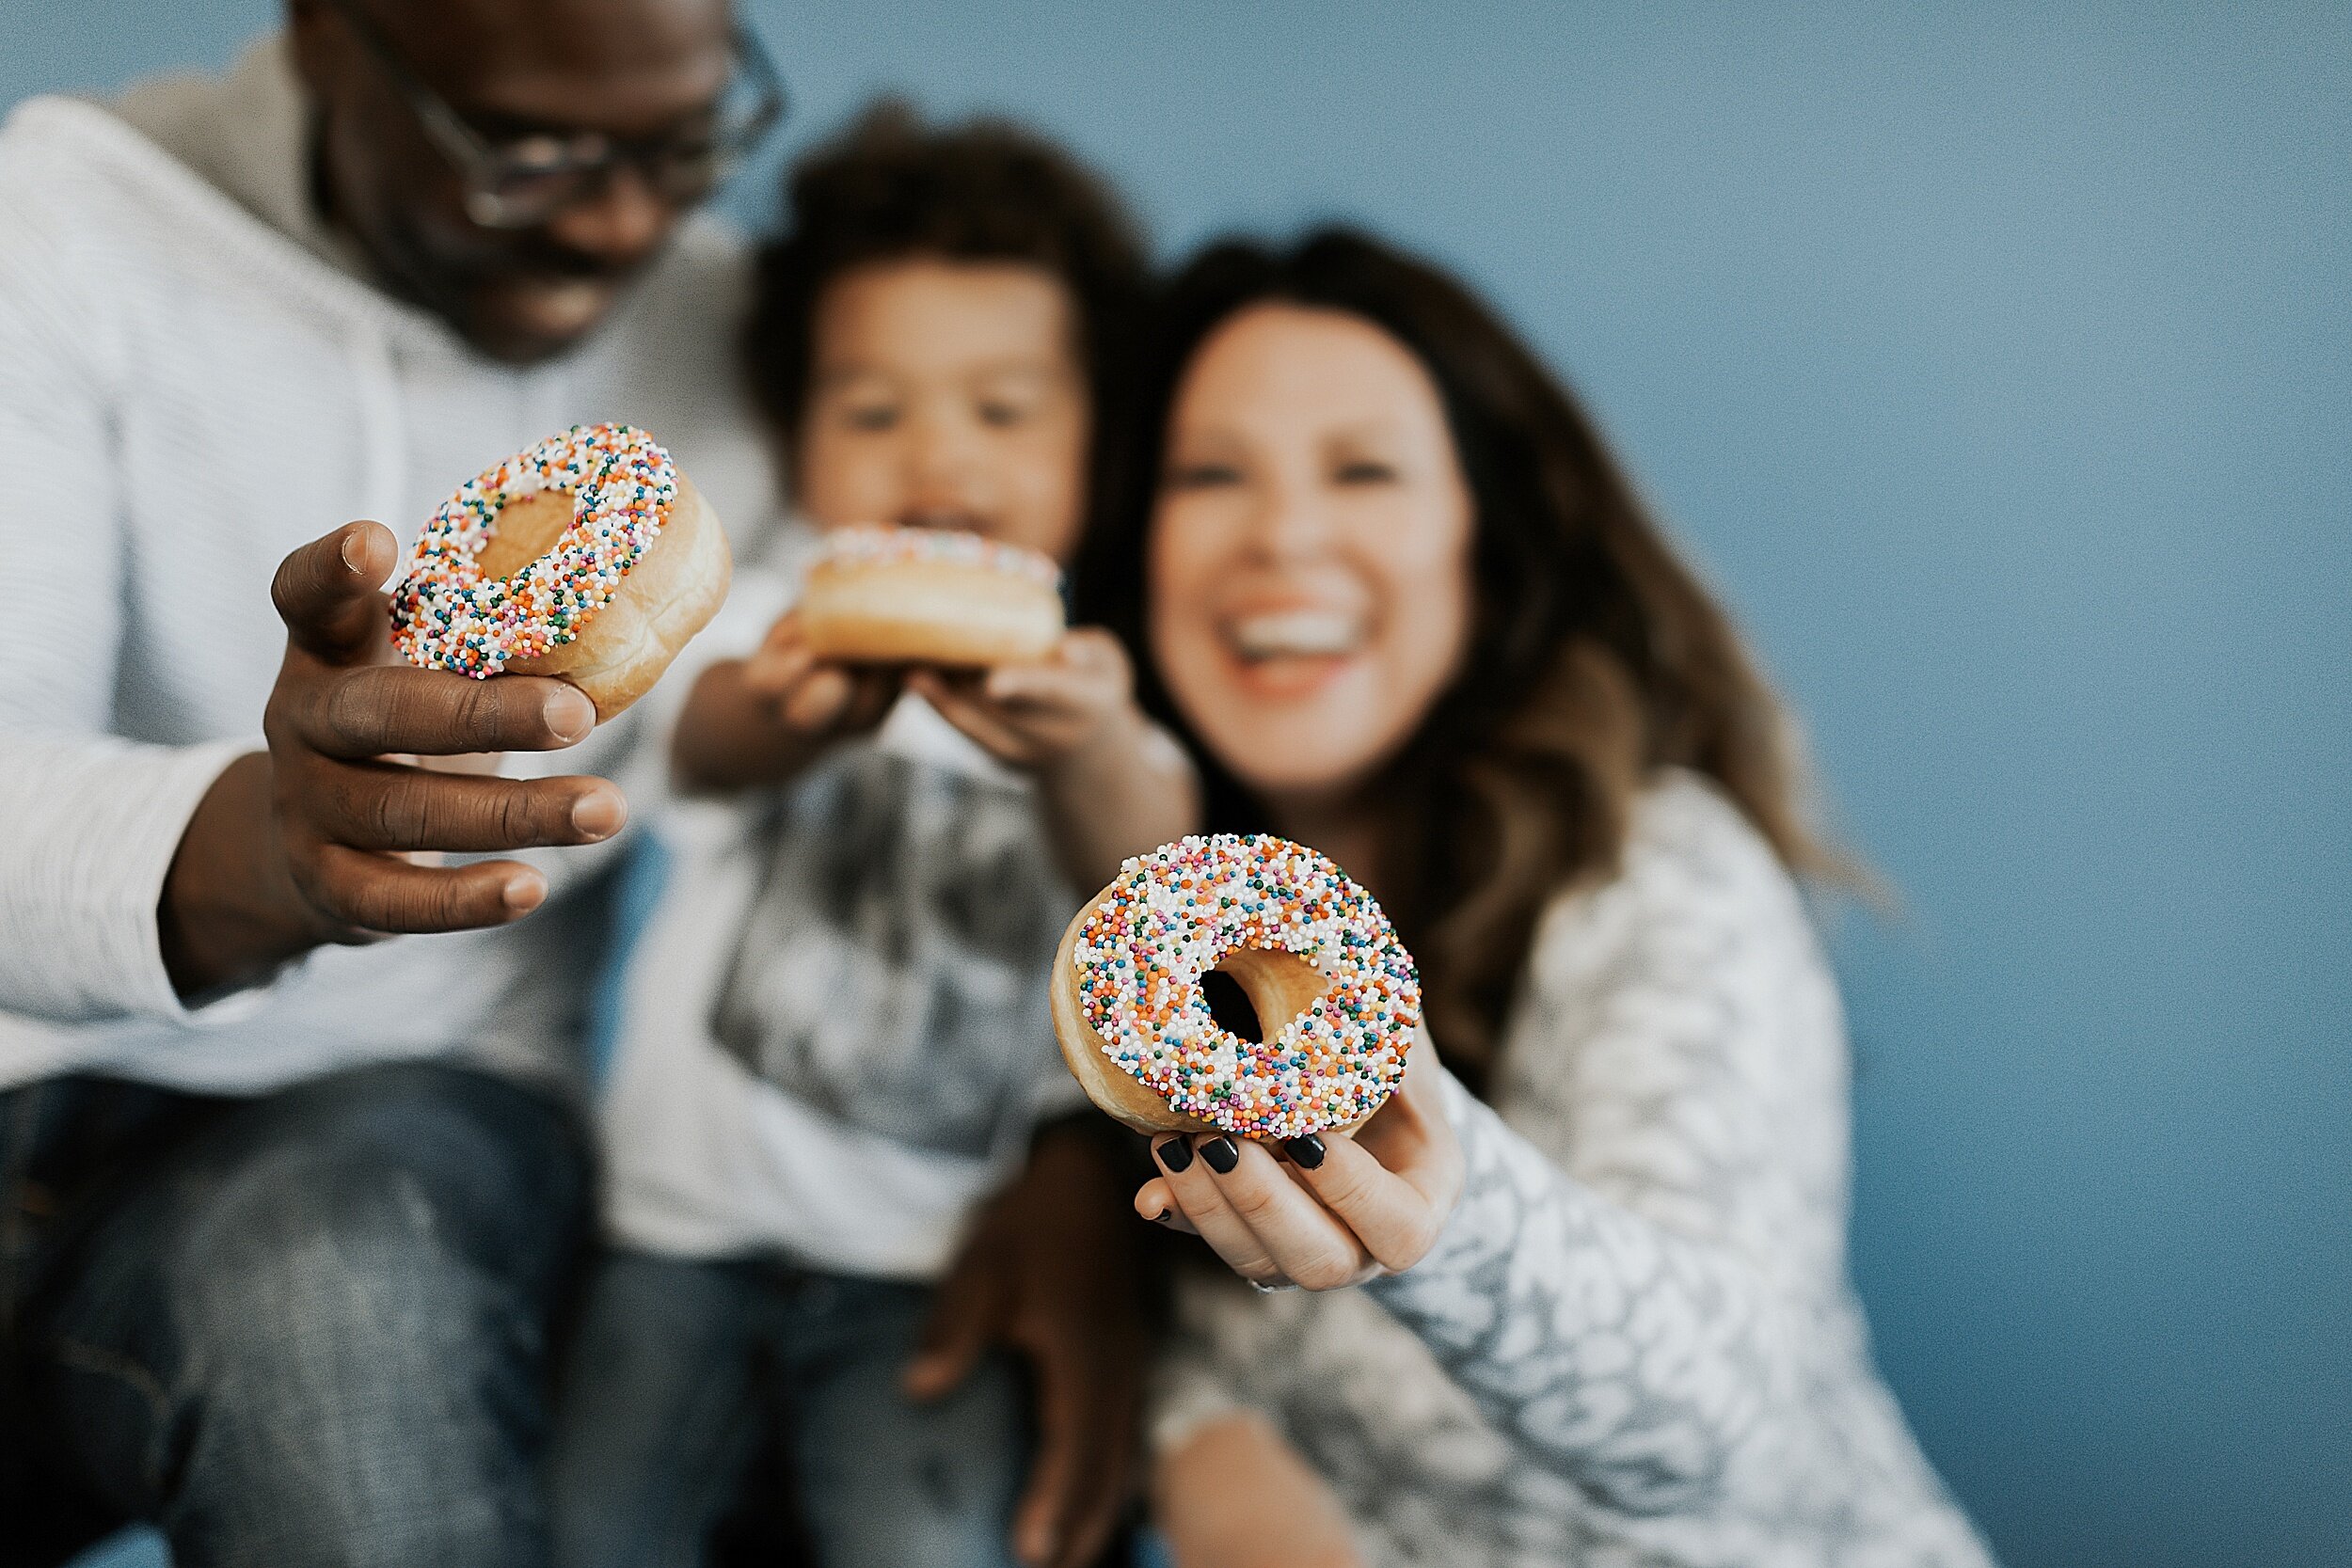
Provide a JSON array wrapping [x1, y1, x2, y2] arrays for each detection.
[[5, 2, 2345, 1564]]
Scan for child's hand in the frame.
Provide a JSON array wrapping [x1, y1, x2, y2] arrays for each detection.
[[906, 628, 1200, 891], [740, 608, 901, 740], [903, 627, 1136, 775], [670, 610, 900, 792]]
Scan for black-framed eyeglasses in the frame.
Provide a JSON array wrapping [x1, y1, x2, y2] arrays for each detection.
[[324, 0, 787, 229]]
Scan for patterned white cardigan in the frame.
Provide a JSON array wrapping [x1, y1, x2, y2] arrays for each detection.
[[1154, 772, 1996, 1567]]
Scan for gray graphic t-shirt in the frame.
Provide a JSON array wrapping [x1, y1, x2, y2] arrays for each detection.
[[709, 733, 1077, 1164]]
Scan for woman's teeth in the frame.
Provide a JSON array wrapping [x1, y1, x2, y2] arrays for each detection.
[[1228, 610, 1363, 660]]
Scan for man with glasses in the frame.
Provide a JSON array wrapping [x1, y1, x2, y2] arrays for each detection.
[[0, 1, 784, 1560]]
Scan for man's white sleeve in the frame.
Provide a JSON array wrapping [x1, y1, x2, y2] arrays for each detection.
[[0, 166, 244, 1024]]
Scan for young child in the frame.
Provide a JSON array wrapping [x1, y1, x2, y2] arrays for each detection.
[[548, 106, 1195, 1568]]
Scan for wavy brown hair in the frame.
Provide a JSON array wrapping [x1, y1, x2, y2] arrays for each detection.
[[1075, 229, 1841, 1088]]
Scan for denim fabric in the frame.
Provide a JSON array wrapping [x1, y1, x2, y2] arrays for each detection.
[[59, 1531, 162, 1568], [1, 1063, 593, 1568], [548, 1249, 1028, 1568]]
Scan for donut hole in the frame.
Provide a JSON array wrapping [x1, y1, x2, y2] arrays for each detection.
[[473, 487, 576, 579], [1199, 970, 1263, 1041], [1209, 947, 1329, 1045]]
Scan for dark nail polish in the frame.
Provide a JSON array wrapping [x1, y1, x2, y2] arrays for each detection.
[[1154, 1136, 1193, 1174], [1282, 1134, 1327, 1169], [1200, 1136, 1239, 1175], [1151, 1209, 1171, 1225]]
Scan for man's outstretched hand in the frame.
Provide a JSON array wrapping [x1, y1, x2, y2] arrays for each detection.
[[158, 521, 628, 999], [905, 1119, 1152, 1568]]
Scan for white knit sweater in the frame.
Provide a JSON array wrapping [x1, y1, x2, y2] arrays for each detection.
[[1156, 775, 1994, 1567], [0, 40, 778, 1092]]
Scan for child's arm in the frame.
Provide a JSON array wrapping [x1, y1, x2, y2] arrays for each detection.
[[671, 609, 900, 793], [1154, 1412, 1362, 1568], [907, 628, 1199, 891]]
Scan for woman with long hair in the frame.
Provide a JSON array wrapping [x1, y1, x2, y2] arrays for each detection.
[[1078, 230, 1993, 1566]]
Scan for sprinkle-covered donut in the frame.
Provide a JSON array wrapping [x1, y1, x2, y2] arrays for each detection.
[[799, 524, 1067, 667], [1072, 835, 1421, 1141], [391, 423, 677, 679], [816, 524, 1062, 593]]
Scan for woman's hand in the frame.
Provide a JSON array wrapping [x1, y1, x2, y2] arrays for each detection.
[[1134, 1045, 1463, 1291], [670, 610, 899, 792]]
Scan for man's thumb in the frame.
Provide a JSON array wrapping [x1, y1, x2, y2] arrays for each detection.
[[272, 522, 397, 661]]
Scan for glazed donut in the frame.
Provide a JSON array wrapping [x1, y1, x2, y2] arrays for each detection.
[[390, 423, 732, 721], [1051, 835, 1422, 1139], [799, 525, 1064, 666]]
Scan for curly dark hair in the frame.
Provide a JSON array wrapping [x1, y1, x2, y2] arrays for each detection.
[[745, 100, 1149, 510], [1075, 229, 1845, 1086]]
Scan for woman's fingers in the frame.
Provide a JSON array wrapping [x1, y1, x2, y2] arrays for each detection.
[[1192, 1136, 1380, 1291], [1281, 1132, 1449, 1275], [1132, 1177, 1200, 1235], [1151, 1136, 1283, 1283], [1138, 1047, 1465, 1282], [1351, 1041, 1468, 1212], [1286, 1051, 1463, 1273], [1151, 1134, 1389, 1291]]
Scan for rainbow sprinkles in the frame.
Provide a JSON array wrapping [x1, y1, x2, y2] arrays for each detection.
[[1075, 835, 1420, 1141], [391, 423, 676, 678]]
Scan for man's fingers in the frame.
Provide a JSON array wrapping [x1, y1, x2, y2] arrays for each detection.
[[289, 668, 596, 759], [298, 845, 548, 934], [1045, 1399, 1132, 1568], [273, 522, 398, 662], [902, 1259, 1003, 1402], [310, 763, 624, 853], [1011, 1351, 1091, 1568]]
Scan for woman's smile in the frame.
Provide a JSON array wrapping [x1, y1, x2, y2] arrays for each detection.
[[1222, 604, 1368, 663], [1149, 303, 1474, 802]]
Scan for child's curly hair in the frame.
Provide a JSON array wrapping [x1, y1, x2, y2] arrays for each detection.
[[746, 100, 1149, 498]]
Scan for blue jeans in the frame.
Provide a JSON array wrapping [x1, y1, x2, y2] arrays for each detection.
[[548, 1249, 1028, 1568], [0, 1062, 593, 1568]]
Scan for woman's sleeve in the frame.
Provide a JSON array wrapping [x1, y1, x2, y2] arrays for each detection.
[[1364, 783, 1851, 1516]]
